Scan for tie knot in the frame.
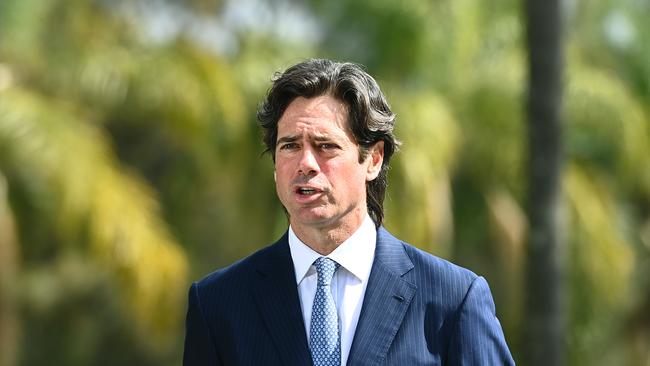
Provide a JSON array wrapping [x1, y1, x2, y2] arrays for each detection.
[[314, 257, 339, 286]]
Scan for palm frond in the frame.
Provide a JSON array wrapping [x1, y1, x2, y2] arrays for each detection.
[[0, 86, 187, 341]]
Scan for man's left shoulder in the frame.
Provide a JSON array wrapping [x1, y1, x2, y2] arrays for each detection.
[[404, 240, 477, 282], [378, 228, 485, 306], [380, 228, 477, 279], [377, 229, 514, 364]]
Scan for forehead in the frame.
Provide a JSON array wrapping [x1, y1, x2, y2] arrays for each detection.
[[277, 95, 350, 136]]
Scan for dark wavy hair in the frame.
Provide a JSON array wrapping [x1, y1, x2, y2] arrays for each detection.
[[257, 59, 400, 227]]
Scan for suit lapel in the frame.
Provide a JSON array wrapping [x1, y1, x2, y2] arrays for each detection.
[[347, 228, 417, 366], [251, 233, 312, 366]]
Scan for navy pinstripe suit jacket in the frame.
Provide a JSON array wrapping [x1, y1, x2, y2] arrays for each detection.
[[184, 227, 515, 365]]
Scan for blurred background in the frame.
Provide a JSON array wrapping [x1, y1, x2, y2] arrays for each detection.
[[1, 0, 649, 365]]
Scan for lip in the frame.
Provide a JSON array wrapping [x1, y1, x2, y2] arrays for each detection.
[[292, 185, 325, 204]]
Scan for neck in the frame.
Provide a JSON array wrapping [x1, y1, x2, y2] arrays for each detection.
[[291, 211, 367, 255]]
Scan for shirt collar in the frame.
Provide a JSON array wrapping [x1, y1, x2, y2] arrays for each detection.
[[288, 215, 377, 284]]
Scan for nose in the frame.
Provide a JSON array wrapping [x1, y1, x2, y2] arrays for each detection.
[[297, 146, 320, 175]]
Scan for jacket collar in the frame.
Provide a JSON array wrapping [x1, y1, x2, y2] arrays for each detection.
[[251, 232, 312, 366], [252, 227, 416, 366], [346, 227, 416, 365]]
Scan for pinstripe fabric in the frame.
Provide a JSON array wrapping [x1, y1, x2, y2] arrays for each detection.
[[183, 228, 514, 366]]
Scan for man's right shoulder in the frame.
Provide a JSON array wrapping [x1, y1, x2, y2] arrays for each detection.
[[192, 236, 286, 292]]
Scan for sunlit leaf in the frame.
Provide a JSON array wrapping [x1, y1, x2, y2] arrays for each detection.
[[0, 87, 188, 343]]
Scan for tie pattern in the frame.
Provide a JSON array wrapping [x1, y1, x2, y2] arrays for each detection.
[[309, 257, 341, 366]]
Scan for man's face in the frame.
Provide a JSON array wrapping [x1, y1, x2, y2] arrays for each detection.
[[274, 95, 383, 233]]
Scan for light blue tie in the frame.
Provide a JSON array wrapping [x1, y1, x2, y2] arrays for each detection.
[[309, 257, 341, 366]]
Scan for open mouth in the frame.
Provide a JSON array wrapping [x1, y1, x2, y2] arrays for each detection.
[[297, 187, 318, 195]]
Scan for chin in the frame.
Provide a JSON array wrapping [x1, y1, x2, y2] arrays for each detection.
[[290, 211, 335, 228]]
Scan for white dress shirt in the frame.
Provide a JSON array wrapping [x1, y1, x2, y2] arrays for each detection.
[[288, 215, 376, 366]]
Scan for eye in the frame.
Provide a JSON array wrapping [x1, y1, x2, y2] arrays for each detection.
[[319, 143, 339, 150], [278, 142, 299, 151]]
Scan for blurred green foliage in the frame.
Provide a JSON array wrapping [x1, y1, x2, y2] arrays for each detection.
[[0, 0, 649, 365]]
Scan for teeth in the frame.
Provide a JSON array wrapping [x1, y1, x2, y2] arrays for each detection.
[[299, 188, 316, 195]]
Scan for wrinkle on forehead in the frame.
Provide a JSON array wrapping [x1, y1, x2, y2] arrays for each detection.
[[277, 95, 352, 139], [289, 95, 347, 114]]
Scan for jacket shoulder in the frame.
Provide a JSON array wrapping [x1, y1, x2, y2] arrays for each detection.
[[193, 238, 285, 295], [377, 227, 477, 285], [396, 238, 482, 308], [403, 242, 477, 283]]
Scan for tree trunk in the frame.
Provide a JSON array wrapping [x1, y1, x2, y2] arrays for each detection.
[[0, 172, 20, 366], [524, 0, 566, 365]]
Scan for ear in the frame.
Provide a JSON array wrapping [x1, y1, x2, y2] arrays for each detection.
[[273, 170, 276, 182], [365, 141, 384, 181]]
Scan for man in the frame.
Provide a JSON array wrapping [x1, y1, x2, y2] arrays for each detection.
[[184, 59, 515, 365]]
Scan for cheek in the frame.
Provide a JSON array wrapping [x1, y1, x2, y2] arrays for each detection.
[[274, 159, 291, 178], [275, 168, 290, 186], [273, 166, 289, 192], [326, 163, 366, 187], [274, 172, 291, 204]]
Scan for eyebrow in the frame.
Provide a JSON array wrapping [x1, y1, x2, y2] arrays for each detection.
[[276, 134, 338, 145], [276, 135, 299, 145]]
